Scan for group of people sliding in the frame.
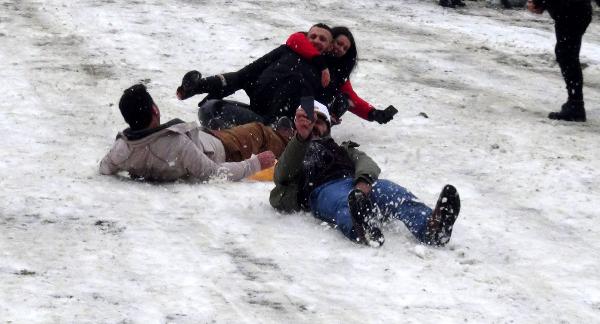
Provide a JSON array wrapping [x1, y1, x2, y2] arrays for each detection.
[[100, 24, 461, 248]]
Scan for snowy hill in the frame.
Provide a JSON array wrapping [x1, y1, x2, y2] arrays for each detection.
[[1, 0, 600, 322]]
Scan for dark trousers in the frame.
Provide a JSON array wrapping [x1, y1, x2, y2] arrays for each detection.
[[198, 99, 265, 129], [550, 1, 592, 101], [251, 74, 306, 123], [310, 178, 432, 242]]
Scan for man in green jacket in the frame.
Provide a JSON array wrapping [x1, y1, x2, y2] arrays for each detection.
[[270, 101, 461, 247]]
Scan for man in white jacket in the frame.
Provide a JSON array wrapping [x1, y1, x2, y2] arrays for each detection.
[[100, 84, 282, 182]]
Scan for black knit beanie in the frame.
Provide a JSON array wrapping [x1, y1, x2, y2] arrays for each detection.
[[119, 84, 154, 130]]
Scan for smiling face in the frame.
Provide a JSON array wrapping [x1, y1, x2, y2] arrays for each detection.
[[332, 34, 351, 57], [307, 26, 333, 54]]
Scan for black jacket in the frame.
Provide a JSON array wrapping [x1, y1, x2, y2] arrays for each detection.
[[217, 45, 323, 121]]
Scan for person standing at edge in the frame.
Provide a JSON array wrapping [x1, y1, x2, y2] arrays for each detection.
[[528, 0, 598, 122]]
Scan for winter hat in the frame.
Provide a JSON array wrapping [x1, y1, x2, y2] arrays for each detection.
[[119, 84, 154, 130], [314, 100, 331, 125]]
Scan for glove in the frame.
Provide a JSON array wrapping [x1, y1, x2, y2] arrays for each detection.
[[368, 105, 397, 124], [176, 70, 202, 100]]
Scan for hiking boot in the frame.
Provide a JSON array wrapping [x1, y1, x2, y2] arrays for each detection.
[[177, 70, 202, 100], [439, 0, 456, 8], [425, 184, 461, 246], [452, 0, 466, 6], [348, 189, 385, 247], [548, 100, 586, 122]]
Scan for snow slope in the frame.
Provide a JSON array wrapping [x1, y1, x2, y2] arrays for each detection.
[[1, 0, 600, 322]]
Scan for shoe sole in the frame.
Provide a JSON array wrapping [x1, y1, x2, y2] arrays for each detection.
[[438, 185, 460, 245]]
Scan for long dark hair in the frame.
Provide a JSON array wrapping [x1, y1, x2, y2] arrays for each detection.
[[330, 26, 357, 82]]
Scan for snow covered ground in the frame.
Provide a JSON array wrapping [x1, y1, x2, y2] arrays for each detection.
[[1, 0, 600, 322]]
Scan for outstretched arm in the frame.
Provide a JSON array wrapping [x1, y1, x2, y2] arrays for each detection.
[[341, 80, 397, 124], [341, 80, 374, 120], [181, 140, 263, 181]]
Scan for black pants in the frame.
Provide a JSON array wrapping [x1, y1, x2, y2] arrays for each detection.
[[226, 67, 312, 122], [251, 74, 306, 123], [550, 1, 592, 101], [198, 99, 265, 130]]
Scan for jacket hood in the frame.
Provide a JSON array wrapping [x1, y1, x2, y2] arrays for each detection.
[[121, 118, 185, 141]]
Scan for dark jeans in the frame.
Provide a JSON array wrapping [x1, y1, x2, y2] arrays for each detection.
[[198, 99, 265, 130], [309, 178, 433, 242], [550, 1, 592, 101], [203, 71, 308, 126]]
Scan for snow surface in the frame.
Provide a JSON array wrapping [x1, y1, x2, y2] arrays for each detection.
[[2, 0, 600, 322]]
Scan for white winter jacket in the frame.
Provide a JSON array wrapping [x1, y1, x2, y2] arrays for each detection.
[[99, 121, 260, 182]]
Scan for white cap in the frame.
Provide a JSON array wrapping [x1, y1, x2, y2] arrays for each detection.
[[314, 100, 330, 124]]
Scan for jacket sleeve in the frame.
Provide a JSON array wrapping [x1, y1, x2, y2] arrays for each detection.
[[99, 139, 127, 175], [285, 32, 327, 71], [180, 140, 261, 181], [269, 135, 310, 212], [342, 141, 381, 185], [99, 150, 120, 175], [341, 80, 375, 120]]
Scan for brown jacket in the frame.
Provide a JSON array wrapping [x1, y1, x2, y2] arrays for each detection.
[[99, 121, 261, 182]]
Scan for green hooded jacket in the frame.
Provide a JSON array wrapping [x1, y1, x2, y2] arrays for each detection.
[[269, 134, 381, 212]]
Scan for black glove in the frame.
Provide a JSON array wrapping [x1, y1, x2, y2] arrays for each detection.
[[368, 105, 398, 124], [176, 70, 202, 100]]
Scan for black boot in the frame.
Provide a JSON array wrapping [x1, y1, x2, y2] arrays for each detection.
[[348, 189, 385, 247], [425, 185, 461, 246], [548, 100, 586, 122], [452, 0, 466, 6], [439, 0, 456, 7], [177, 71, 225, 100]]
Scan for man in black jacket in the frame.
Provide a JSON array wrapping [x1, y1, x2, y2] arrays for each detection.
[[176, 24, 333, 128], [528, 0, 597, 122]]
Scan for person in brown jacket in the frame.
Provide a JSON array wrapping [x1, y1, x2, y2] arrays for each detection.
[[100, 84, 291, 182]]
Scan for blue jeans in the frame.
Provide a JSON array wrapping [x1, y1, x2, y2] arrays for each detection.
[[309, 178, 432, 242]]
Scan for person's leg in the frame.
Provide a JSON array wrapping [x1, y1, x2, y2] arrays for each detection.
[[210, 122, 291, 162], [369, 179, 433, 243], [554, 7, 591, 102], [549, 3, 592, 121], [253, 73, 306, 124], [198, 99, 265, 129], [309, 178, 361, 242]]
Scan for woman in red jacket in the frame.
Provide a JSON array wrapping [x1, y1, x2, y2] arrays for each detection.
[[287, 27, 397, 124]]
